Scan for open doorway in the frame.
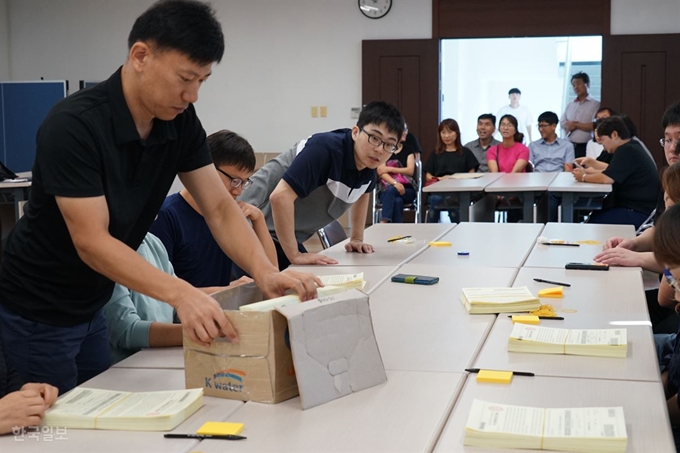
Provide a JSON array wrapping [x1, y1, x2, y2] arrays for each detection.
[[441, 36, 602, 145]]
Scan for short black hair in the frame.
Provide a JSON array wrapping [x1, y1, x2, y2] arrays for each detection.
[[596, 117, 631, 140], [508, 88, 521, 95], [357, 101, 405, 140], [617, 114, 638, 138], [571, 72, 590, 85], [596, 107, 617, 118], [478, 113, 496, 126], [662, 102, 680, 129], [537, 111, 558, 125], [207, 130, 256, 173], [128, 0, 225, 65]]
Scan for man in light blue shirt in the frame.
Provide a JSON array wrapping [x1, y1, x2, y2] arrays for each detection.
[[530, 111, 575, 221], [529, 111, 575, 172]]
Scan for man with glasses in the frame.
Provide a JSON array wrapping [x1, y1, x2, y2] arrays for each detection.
[[529, 111, 575, 221], [240, 101, 405, 269], [150, 130, 276, 287]]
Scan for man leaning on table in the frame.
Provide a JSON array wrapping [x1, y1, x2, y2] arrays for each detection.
[[0, 0, 320, 396]]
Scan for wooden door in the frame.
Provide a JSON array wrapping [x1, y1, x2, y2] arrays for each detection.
[[602, 34, 680, 168], [362, 39, 439, 163]]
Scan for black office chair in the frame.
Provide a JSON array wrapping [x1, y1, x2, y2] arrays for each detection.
[[316, 220, 348, 249], [373, 154, 422, 223]]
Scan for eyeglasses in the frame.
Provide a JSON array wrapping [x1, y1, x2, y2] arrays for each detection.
[[361, 128, 398, 154], [663, 268, 680, 293], [216, 167, 252, 189], [659, 138, 680, 149], [537, 123, 554, 129]]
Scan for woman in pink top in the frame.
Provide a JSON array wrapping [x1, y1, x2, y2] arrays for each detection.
[[487, 114, 529, 173]]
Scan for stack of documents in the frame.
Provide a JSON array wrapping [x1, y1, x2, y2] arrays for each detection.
[[461, 287, 540, 314], [508, 324, 628, 358], [43, 387, 203, 431], [464, 399, 628, 452]]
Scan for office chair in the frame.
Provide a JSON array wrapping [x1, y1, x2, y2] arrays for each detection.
[[316, 220, 348, 249]]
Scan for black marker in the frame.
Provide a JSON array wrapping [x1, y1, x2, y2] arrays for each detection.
[[164, 434, 247, 440], [533, 278, 571, 287], [540, 242, 580, 247], [465, 368, 534, 377]]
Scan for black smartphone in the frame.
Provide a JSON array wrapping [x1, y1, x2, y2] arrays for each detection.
[[565, 262, 609, 271], [391, 274, 439, 285]]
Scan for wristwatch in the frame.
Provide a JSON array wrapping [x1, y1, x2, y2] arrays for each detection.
[[582, 173, 587, 182], [391, 181, 398, 186]]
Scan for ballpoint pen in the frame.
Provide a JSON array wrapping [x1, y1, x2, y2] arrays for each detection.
[[540, 242, 580, 247], [465, 368, 534, 377], [507, 315, 565, 320], [387, 235, 411, 242], [164, 433, 247, 440], [533, 278, 571, 287]]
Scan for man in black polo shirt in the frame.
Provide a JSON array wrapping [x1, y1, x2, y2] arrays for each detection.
[[0, 0, 319, 394]]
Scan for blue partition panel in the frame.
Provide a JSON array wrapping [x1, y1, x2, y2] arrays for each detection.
[[1, 81, 67, 172]]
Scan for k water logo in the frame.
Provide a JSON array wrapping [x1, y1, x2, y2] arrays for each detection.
[[205, 368, 246, 393]]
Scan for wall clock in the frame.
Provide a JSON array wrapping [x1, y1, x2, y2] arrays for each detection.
[[358, 0, 392, 19]]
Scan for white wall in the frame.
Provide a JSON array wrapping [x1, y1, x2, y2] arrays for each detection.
[[0, 0, 9, 80], [611, 0, 680, 35], [5, 0, 431, 152]]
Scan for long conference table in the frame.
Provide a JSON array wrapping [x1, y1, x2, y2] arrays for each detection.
[[6, 222, 674, 452], [424, 171, 612, 223]]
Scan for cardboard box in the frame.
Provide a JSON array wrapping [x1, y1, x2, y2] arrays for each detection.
[[183, 283, 298, 404], [278, 289, 387, 410], [184, 286, 387, 409]]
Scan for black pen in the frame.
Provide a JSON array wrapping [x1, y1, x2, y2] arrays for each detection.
[[533, 278, 571, 287], [540, 242, 580, 247], [164, 433, 247, 440], [465, 368, 534, 377], [387, 235, 411, 243], [507, 315, 565, 320]]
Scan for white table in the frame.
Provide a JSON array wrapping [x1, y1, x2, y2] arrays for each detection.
[[0, 170, 31, 220], [199, 370, 466, 453], [434, 375, 674, 452], [369, 264, 517, 372], [290, 265, 397, 295], [409, 222, 544, 268], [472, 267, 659, 382], [484, 172, 559, 222], [548, 171, 612, 223], [523, 222, 635, 268], [113, 347, 185, 369], [317, 223, 454, 266], [423, 173, 503, 222], [0, 368, 243, 453]]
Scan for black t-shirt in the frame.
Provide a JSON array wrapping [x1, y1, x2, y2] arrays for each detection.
[[0, 67, 213, 326], [596, 150, 613, 164], [602, 140, 659, 214], [423, 147, 479, 177]]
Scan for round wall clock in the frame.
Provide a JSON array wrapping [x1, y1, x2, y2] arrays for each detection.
[[358, 0, 392, 19]]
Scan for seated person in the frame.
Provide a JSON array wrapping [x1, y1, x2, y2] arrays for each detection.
[[487, 114, 530, 173], [571, 117, 659, 229], [424, 118, 478, 223], [377, 129, 420, 223], [104, 232, 250, 364], [529, 111, 575, 222], [239, 101, 405, 269], [0, 325, 58, 434], [150, 130, 277, 287], [650, 204, 680, 429], [585, 107, 616, 160], [464, 113, 500, 173]]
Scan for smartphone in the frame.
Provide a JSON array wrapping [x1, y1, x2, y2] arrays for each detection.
[[391, 274, 440, 285], [565, 262, 609, 271]]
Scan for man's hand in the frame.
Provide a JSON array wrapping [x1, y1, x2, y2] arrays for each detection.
[[20, 383, 58, 408], [593, 247, 641, 267], [0, 389, 48, 435], [394, 182, 405, 196], [173, 286, 239, 347], [571, 167, 585, 181], [604, 237, 636, 251], [256, 269, 323, 301], [289, 251, 338, 266], [564, 120, 577, 131], [236, 201, 263, 222], [345, 240, 375, 254]]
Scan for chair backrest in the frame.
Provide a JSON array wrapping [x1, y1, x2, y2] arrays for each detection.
[[316, 220, 348, 249]]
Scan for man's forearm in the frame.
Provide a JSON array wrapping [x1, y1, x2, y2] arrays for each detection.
[[270, 192, 301, 260], [148, 322, 183, 348], [251, 216, 278, 267], [349, 195, 369, 242]]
